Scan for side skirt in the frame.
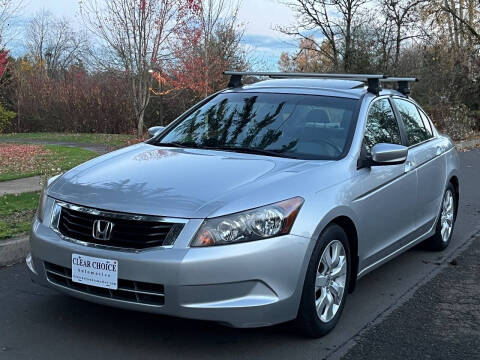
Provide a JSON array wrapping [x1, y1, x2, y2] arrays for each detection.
[[357, 224, 436, 279]]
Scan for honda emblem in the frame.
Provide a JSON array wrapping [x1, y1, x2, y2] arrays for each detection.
[[92, 220, 114, 241]]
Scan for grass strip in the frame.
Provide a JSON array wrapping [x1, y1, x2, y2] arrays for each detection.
[[0, 192, 39, 240]]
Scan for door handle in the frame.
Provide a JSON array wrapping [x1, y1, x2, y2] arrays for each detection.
[[405, 160, 415, 173]]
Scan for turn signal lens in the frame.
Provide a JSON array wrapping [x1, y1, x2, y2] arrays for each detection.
[[191, 197, 304, 247], [36, 174, 62, 223], [36, 186, 48, 223]]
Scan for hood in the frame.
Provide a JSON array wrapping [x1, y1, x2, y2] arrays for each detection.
[[48, 143, 332, 218]]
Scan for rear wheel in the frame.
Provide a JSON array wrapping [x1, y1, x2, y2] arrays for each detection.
[[296, 224, 351, 338], [425, 183, 457, 251]]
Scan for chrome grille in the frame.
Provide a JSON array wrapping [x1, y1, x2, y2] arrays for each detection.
[[44, 262, 165, 306], [52, 202, 185, 250]]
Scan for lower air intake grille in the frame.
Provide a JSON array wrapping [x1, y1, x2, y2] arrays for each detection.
[[44, 262, 165, 306]]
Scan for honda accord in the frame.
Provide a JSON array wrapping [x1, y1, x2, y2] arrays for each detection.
[[27, 72, 459, 337]]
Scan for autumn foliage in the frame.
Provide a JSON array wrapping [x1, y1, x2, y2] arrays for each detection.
[[152, 0, 246, 101], [0, 0, 247, 135], [6, 62, 134, 133], [0, 49, 8, 79]]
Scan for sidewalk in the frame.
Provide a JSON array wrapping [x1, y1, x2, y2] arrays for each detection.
[[0, 139, 110, 154], [341, 235, 480, 360], [0, 176, 42, 196], [0, 141, 108, 267], [0, 140, 108, 196]]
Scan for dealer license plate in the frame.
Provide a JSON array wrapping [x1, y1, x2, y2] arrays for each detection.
[[72, 254, 118, 290]]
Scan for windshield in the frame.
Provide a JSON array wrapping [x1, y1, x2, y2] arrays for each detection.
[[154, 92, 358, 160]]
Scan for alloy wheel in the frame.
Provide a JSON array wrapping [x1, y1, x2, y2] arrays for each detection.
[[315, 240, 347, 323], [440, 190, 454, 243]]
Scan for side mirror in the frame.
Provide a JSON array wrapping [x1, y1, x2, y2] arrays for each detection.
[[148, 126, 165, 137], [371, 143, 408, 165]]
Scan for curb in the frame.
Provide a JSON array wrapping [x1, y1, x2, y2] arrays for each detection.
[[0, 235, 29, 268], [455, 138, 480, 151]]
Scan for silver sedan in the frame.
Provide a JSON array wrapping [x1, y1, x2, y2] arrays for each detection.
[[28, 73, 459, 337]]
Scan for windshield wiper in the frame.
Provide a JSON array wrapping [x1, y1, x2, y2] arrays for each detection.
[[156, 142, 191, 148], [156, 142, 296, 158], [205, 146, 295, 158]]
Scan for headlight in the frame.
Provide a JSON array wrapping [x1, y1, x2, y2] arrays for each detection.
[[36, 174, 62, 223], [191, 197, 304, 247]]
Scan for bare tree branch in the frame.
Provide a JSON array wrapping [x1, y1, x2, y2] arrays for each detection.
[[277, 0, 368, 71], [80, 0, 199, 136]]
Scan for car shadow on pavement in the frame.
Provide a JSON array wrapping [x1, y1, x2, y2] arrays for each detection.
[[28, 292, 305, 348]]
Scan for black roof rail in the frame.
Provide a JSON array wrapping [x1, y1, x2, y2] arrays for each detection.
[[224, 71, 418, 96]]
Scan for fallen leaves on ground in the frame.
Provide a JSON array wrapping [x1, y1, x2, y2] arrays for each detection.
[[0, 144, 98, 182], [0, 144, 52, 178], [124, 137, 146, 147]]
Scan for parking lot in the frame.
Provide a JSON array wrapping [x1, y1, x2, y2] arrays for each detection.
[[1, 148, 479, 360]]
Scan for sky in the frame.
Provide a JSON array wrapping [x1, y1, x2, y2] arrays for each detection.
[[237, 0, 298, 68], [12, 0, 299, 70]]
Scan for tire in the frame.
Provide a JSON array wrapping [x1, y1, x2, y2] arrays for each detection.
[[296, 224, 351, 338], [425, 183, 457, 251]]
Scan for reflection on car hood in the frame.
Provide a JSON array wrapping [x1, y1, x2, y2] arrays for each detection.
[[48, 143, 333, 218]]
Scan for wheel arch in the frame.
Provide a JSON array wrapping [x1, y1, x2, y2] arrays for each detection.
[[330, 216, 359, 293], [448, 175, 459, 220], [306, 207, 361, 297]]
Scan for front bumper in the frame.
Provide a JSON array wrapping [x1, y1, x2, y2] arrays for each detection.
[[28, 216, 311, 328]]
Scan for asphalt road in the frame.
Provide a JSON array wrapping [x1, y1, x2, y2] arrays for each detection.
[[342, 235, 480, 360], [1, 148, 479, 360]]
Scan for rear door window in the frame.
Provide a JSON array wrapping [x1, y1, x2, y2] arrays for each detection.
[[393, 98, 431, 146], [418, 109, 434, 138]]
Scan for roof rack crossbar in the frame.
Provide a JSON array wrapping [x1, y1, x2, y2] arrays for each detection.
[[224, 71, 386, 81], [380, 77, 418, 95], [223, 71, 418, 96], [380, 77, 418, 82]]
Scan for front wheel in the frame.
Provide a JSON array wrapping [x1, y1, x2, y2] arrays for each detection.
[[425, 183, 457, 251], [296, 224, 351, 338]]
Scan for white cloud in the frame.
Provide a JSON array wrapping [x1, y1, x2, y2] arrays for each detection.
[[26, 0, 80, 18], [238, 0, 298, 69], [238, 0, 294, 37]]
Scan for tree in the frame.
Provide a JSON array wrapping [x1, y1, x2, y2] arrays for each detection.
[[440, 0, 480, 44], [0, 0, 24, 43], [278, 52, 294, 72], [150, 0, 246, 124], [0, 102, 15, 132], [0, 0, 24, 81], [0, 45, 7, 79], [278, 0, 369, 72], [162, 0, 245, 95], [380, 0, 428, 72], [80, 0, 201, 136], [25, 10, 88, 77], [197, 0, 244, 95], [278, 38, 331, 72]]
